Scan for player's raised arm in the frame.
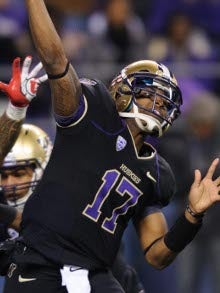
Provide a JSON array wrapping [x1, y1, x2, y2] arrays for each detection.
[[137, 158, 220, 270], [0, 56, 47, 165], [25, 0, 82, 117]]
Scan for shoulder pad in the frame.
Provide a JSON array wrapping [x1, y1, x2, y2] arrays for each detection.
[[80, 78, 97, 86]]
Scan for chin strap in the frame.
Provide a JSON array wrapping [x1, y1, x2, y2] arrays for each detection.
[[119, 103, 163, 137]]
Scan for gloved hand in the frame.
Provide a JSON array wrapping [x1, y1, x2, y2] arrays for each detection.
[[0, 56, 48, 107]]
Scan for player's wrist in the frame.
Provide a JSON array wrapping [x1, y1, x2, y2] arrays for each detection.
[[6, 101, 28, 121], [185, 204, 205, 223], [164, 213, 203, 252]]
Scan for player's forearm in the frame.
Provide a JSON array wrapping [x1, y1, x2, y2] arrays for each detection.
[[25, 0, 67, 74], [145, 212, 202, 270], [25, 0, 82, 116], [145, 238, 177, 270], [0, 113, 22, 166]]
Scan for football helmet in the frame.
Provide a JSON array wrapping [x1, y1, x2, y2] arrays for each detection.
[[109, 60, 182, 136], [0, 124, 52, 211]]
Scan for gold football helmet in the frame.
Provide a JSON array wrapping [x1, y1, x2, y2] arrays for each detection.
[[109, 60, 182, 136], [0, 124, 52, 210]]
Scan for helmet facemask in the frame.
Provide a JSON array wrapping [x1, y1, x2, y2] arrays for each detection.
[[110, 61, 182, 137], [0, 159, 43, 211]]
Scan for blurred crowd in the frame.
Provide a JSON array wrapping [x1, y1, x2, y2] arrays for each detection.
[[0, 0, 220, 292]]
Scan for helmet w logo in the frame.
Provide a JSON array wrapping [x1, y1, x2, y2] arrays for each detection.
[[116, 136, 127, 151]]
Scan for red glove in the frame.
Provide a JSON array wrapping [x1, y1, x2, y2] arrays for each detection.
[[0, 56, 47, 107]]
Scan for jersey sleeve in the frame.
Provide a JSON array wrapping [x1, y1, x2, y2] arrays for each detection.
[[55, 78, 123, 132], [132, 204, 162, 225], [54, 94, 86, 127], [80, 78, 124, 132], [133, 154, 176, 223], [155, 154, 176, 206], [54, 78, 99, 127]]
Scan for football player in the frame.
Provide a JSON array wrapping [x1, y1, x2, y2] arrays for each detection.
[[0, 57, 144, 293], [6, 1, 220, 293]]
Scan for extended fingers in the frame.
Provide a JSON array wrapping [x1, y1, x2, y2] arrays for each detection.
[[205, 158, 219, 180], [28, 62, 48, 83], [12, 57, 21, 78], [192, 169, 201, 187], [21, 56, 32, 81], [29, 62, 43, 79], [38, 73, 48, 83]]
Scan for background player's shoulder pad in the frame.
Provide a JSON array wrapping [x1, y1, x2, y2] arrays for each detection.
[[156, 154, 176, 207]]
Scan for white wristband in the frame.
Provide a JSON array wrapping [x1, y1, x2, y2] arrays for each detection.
[[6, 102, 28, 121]]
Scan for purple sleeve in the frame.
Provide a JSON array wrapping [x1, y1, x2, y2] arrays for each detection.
[[54, 95, 85, 127]]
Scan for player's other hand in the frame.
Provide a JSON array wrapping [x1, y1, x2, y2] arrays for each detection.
[[0, 56, 48, 107], [188, 158, 220, 214]]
